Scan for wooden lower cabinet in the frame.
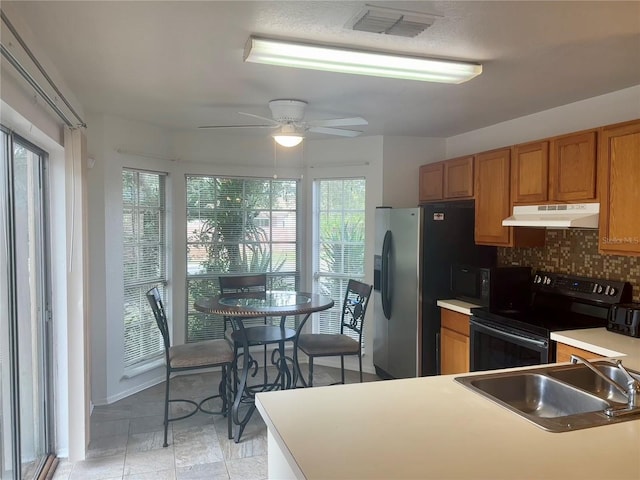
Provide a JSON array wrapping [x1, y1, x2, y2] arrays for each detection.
[[555, 342, 605, 363], [440, 309, 470, 375]]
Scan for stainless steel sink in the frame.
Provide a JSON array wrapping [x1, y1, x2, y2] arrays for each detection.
[[468, 373, 610, 418], [456, 361, 640, 432], [547, 363, 640, 403]]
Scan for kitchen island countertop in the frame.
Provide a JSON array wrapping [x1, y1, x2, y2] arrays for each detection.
[[256, 329, 640, 479]]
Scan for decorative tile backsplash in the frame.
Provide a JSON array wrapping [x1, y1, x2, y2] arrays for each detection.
[[498, 230, 640, 302]]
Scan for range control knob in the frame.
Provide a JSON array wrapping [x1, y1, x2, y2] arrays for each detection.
[[534, 275, 542, 284], [596, 284, 604, 294], [608, 287, 617, 296], [544, 276, 552, 285]]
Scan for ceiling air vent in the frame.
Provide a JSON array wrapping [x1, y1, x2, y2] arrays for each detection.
[[349, 5, 442, 38]]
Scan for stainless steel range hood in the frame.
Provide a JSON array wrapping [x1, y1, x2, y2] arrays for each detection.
[[502, 203, 599, 229]]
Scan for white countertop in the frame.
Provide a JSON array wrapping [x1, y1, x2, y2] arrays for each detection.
[[437, 298, 483, 315], [551, 327, 640, 360], [256, 329, 640, 480]]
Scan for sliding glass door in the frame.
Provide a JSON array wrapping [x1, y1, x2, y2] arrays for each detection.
[[0, 127, 52, 479]]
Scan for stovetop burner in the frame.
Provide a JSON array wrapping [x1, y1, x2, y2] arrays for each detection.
[[472, 271, 633, 338]]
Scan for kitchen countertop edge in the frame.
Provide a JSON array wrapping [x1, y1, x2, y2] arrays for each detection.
[[551, 328, 640, 363], [437, 298, 483, 315]]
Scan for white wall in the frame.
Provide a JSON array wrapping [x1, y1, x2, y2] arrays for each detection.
[[87, 113, 179, 405], [446, 85, 640, 157], [382, 136, 446, 208]]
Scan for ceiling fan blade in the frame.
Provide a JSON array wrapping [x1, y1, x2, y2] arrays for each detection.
[[238, 112, 280, 125], [307, 117, 368, 128], [308, 126, 363, 137], [198, 124, 279, 129]]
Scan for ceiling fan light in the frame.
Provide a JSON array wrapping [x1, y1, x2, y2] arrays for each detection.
[[244, 36, 482, 84], [273, 134, 304, 147]]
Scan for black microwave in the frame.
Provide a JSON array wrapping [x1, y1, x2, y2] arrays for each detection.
[[451, 264, 532, 310]]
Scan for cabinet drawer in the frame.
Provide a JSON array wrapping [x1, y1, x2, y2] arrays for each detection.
[[555, 343, 605, 363], [441, 309, 470, 336]]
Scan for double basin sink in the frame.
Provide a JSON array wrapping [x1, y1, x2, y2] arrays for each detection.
[[455, 360, 640, 432]]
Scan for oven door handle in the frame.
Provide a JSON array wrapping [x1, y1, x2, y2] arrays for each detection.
[[470, 319, 548, 349]]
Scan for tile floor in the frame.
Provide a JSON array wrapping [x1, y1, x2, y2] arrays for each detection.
[[52, 365, 380, 480]]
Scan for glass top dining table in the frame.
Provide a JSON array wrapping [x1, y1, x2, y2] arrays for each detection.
[[193, 290, 334, 442], [194, 290, 334, 318]]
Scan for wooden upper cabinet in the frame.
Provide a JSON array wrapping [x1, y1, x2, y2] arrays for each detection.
[[474, 148, 512, 245], [475, 148, 546, 247], [419, 162, 444, 202], [549, 130, 597, 201], [598, 120, 640, 256], [511, 141, 549, 204], [444, 156, 474, 199]]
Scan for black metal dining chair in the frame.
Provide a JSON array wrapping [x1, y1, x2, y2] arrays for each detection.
[[146, 286, 234, 447], [219, 274, 297, 388], [293, 279, 373, 387]]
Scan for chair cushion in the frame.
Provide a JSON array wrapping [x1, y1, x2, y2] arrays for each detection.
[[297, 333, 359, 356], [169, 339, 234, 368]]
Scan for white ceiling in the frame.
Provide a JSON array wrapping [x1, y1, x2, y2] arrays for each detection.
[[5, 1, 640, 139]]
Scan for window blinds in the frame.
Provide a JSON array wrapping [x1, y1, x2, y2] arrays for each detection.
[[122, 169, 166, 367], [185, 175, 300, 342]]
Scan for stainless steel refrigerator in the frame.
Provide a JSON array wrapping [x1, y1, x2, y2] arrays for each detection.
[[373, 202, 495, 378]]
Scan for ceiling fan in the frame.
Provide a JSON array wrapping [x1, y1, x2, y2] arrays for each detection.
[[198, 99, 368, 146]]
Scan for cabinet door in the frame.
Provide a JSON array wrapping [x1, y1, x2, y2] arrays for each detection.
[[419, 163, 444, 202], [444, 156, 474, 199], [440, 328, 470, 375], [549, 131, 597, 201], [598, 120, 640, 255], [512, 141, 549, 204], [474, 149, 512, 245], [440, 310, 470, 375], [556, 343, 605, 363]]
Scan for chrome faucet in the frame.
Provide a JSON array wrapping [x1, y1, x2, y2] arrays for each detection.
[[614, 360, 640, 408], [570, 355, 640, 414]]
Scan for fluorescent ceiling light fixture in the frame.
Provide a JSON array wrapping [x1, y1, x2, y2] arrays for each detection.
[[273, 125, 304, 147], [244, 37, 482, 84]]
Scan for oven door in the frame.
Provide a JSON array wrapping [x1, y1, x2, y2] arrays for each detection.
[[469, 317, 551, 372]]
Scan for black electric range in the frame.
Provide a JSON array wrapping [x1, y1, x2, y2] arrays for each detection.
[[469, 271, 632, 371]]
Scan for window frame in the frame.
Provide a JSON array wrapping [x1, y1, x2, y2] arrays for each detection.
[[312, 177, 366, 341], [184, 174, 301, 343], [122, 168, 167, 371]]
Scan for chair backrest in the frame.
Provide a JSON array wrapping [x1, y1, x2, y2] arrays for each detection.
[[340, 279, 373, 341], [146, 286, 171, 354], [219, 274, 267, 295], [219, 274, 268, 327]]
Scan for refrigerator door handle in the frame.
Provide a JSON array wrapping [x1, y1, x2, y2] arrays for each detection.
[[381, 229, 392, 319]]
